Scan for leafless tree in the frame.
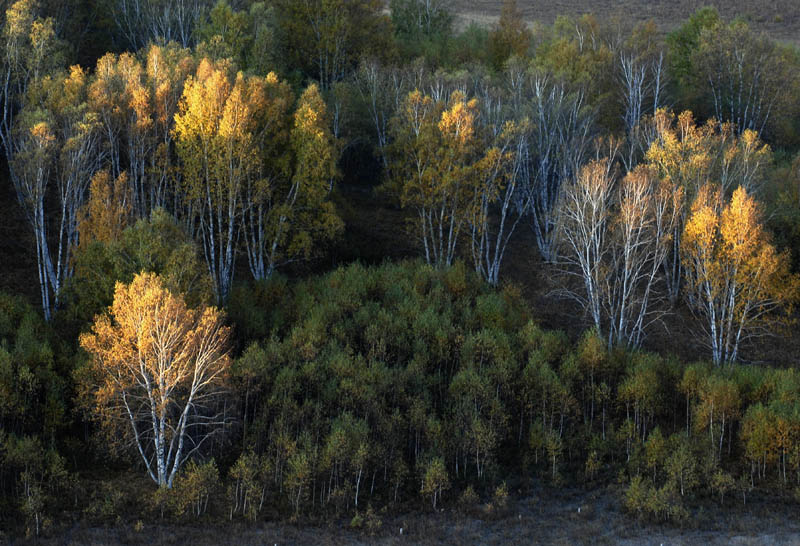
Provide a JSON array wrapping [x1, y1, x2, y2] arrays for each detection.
[[355, 60, 408, 169], [510, 70, 595, 261], [619, 50, 666, 136], [557, 160, 677, 348], [390, 0, 453, 37], [113, 0, 209, 51], [695, 22, 789, 137]]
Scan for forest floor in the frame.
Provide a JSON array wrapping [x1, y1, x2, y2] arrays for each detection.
[[20, 484, 800, 545], [447, 0, 800, 46]]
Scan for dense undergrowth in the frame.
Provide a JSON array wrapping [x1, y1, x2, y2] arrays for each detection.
[[4, 261, 800, 538]]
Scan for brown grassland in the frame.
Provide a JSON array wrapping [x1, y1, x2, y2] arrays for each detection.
[[449, 0, 800, 45]]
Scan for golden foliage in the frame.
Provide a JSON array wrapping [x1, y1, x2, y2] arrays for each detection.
[[682, 185, 797, 364], [78, 170, 132, 247], [79, 272, 231, 486]]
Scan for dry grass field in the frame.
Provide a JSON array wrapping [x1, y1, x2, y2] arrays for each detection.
[[449, 0, 800, 45]]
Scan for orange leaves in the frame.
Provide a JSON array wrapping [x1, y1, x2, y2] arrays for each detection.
[[401, 89, 434, 136], [146, 44, 195, 128], [89, 53, 126, 119], [558, 157, 678, 347], [28, 120, 54, 147], [291, 83, 336, 195], [175, 58, 277, 155], [219, 74, 252, 142], [80, 271, 231, 416], [683, 184, 720, 260], [720, 187, 761, 260], [174, 58, 261, 208], [5, 0, 35, 38], [174, 59, 231, 142], [684, 184, 774, 281], [77, 170, 131, 247], [645, 109, 770, 197], [438, 93, 478, 148], [292, 85, 324, 143], [396, 89, 480, 198], [174, 57, 331, 293], [390, 88, 526, 270], [646, 109, 713, 195], [80, 272, 231, 485]]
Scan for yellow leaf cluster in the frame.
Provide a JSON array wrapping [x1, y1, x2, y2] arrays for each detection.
[[79, 272, 231, 415]]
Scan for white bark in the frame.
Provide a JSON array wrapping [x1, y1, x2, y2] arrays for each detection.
[[557, 161, 675, 348], [511, 72, 594, 261]]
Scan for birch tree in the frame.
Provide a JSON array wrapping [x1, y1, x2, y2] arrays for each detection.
[[390, 0, 452, 39], [605, 165, 676, 347], [44, 66, 102, 296], [645, 109, 770, 303], [79, 272, 231, 488], [390, 89, 478, 268], [618, 21, 667, 136], [112, 0, 209, 51], [144, 43, 195, 215], [243, 81, 342, 280], [0, 1, 68, 320], [509, 71, 595, 261], [88, 53, 126, 179], [681, 185, 796, 365], [273, 0, 391, 90], [0, 0, 61, 165], [354, 60, 408, 169], [117, 52, 152, 217], [468, 119, 527, 285], [173, 59, 258, 303], [9, 66, 102, 321], [694, 21, 790, 137], [77, 169, 131, 247], [10, 113, 56, 319], [557, 160, 677, 348], [86, 45, 194, 218]]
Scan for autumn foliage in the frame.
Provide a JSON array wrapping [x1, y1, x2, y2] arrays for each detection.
[[80, 272, 231, 488], [682, 185, 797, 364]]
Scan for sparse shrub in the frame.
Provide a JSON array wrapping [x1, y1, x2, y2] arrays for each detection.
[[173, 459, 220, 518], [711, 470, 735, 506], [350, 510, 364, 529], [585, 451, 601, 482], [365, 504, 383, 534], [458, 485, 479, 512], [85, 482, 125, 524], [421, 457, 450, 510], [492, 482, 509, 511]]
